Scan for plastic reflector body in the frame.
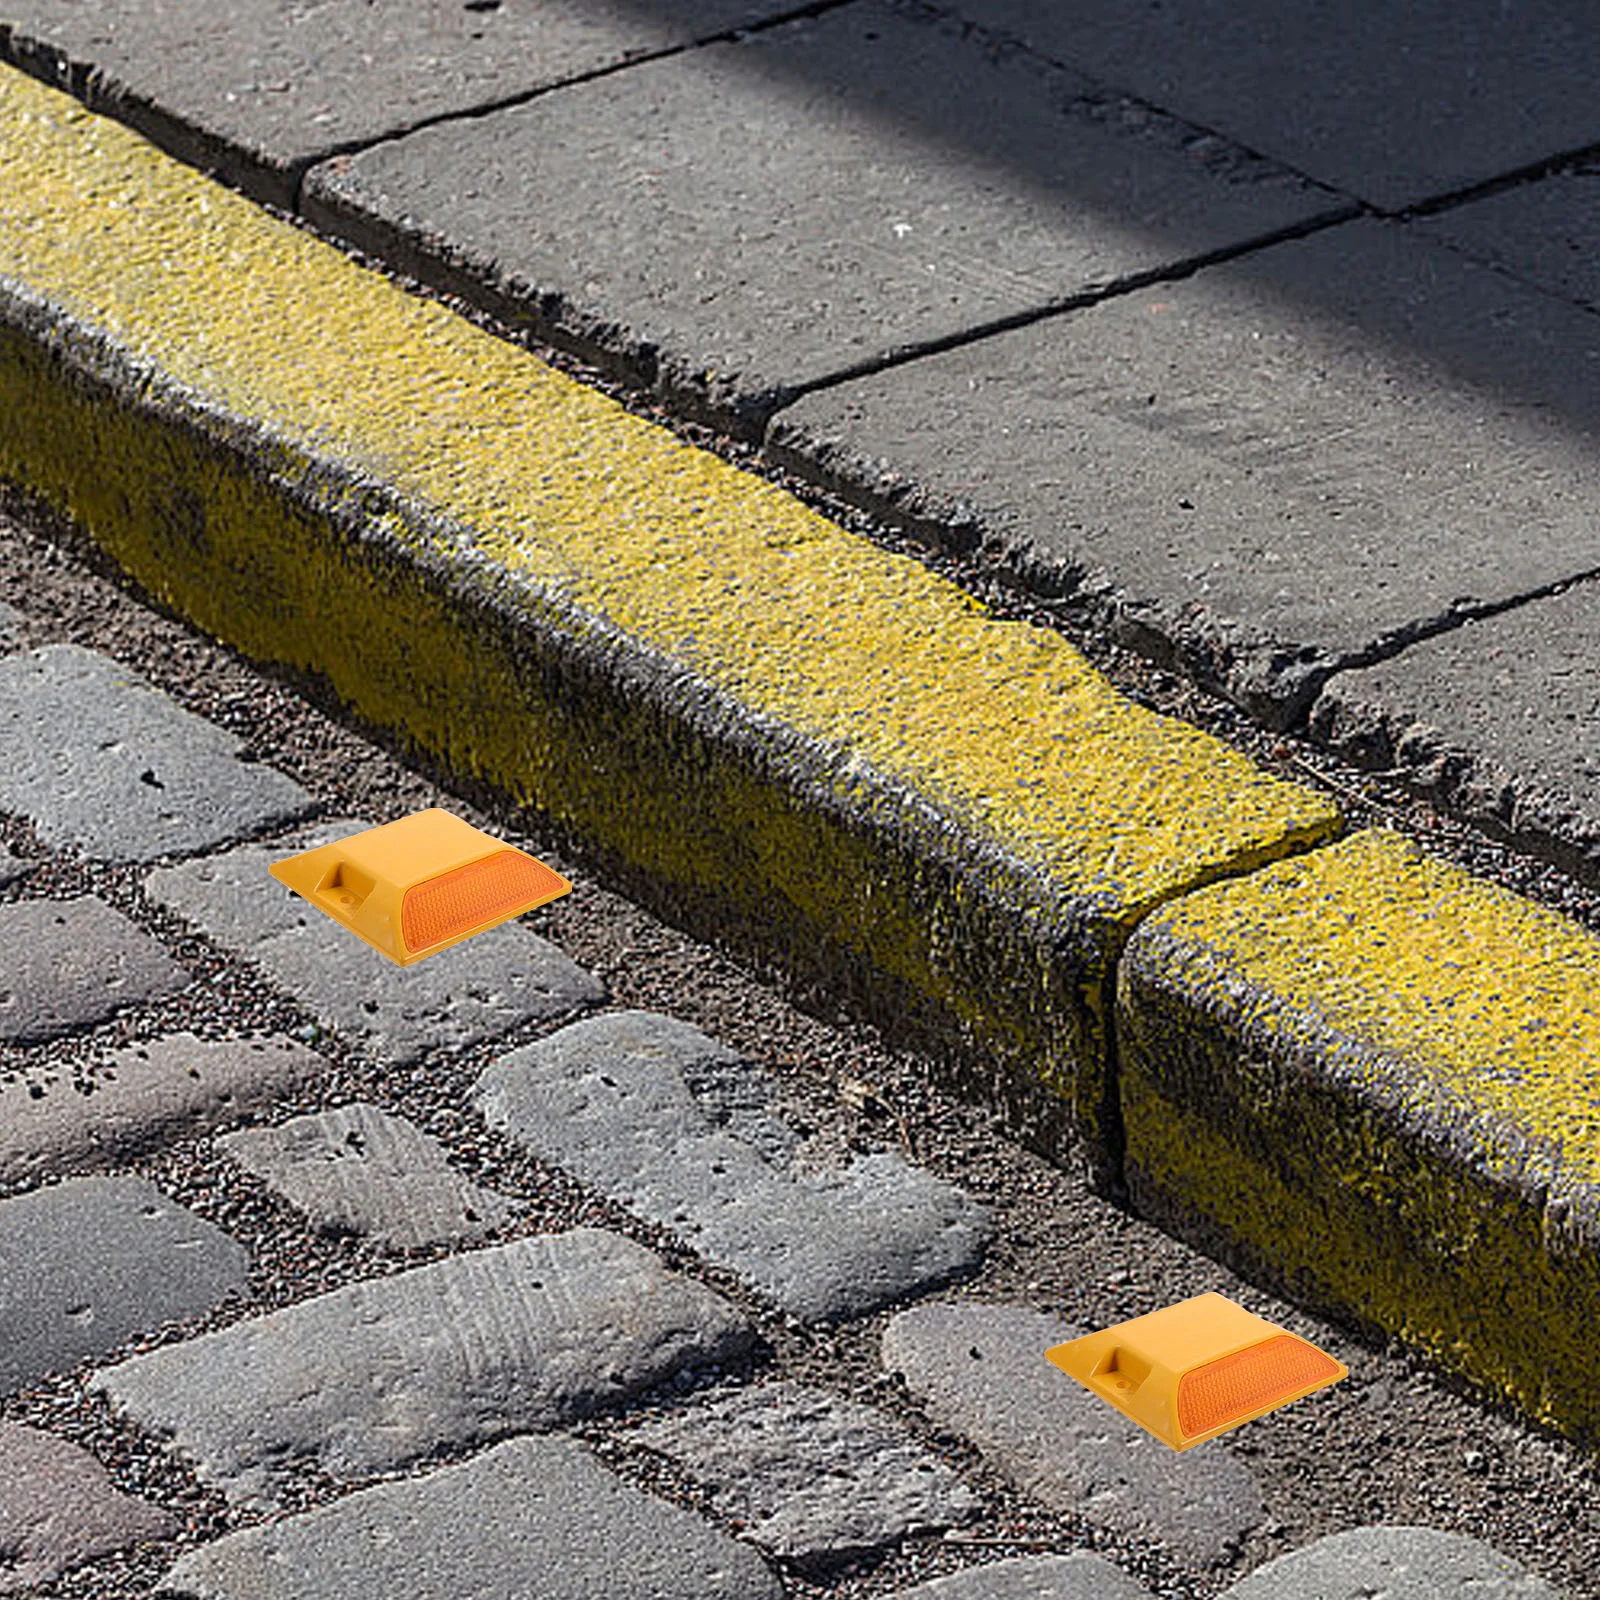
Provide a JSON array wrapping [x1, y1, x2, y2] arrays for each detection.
[[268, 808, 572, 966], [1045, 1292, 1346, 1451]]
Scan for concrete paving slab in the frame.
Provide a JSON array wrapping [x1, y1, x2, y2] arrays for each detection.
[[0, 1031, 326, 1187], [1419, 164, 1600, 314], [474, 1010, 989, 1323], [629, 1379, 981, 1573], [156, 1432, 782, 1600], [896, 1554, 1155, 1600], [773, 218, 1600, 727], [1310, 582, 1600, 884], [0, 1174, 249, 1395], [1218, 1525, 1562, 1600], [0, 0, 801, 208], [94, 1227, 754, 1504], [217, 1101, 518, 1249], [947, 0, 1600, 211], [0, 895, 190, 1048], [145, 818, 604, 1065], [303, 0, 1341, 431], [0, 644, 317, 861], [880, 1303, 1266, 1569], [1117, 829, 1600, 1445], [0, 1421, 175, 1592]]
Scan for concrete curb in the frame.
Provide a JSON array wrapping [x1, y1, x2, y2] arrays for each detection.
[[4, 65, 1600, 1443]]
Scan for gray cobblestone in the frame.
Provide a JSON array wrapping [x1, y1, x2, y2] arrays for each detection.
[[145, 818, 604, 1064], [0, 841, 30, 888], [881, 1303, 1265, 1570], [1219, 1525, 1563, 1599], [630, 1378, 981, 1574], [0, 1032, 324, 1187], [474, 1011, 988, 1322], [217, 1102, 518, 1249], [0, 895, 190, 1047], [156, 1432, 782, 1600], [894, 1553, 1157, 1600], [0, 644, 316, 860], [94, 1227, 754, 1504], [0, 1175, 249, 1396], [0, 1421, 175, 1592]]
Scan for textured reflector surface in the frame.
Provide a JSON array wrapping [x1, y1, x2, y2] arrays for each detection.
[[1177, 1334, 1342, 1438], [403, 851, 566, 953]]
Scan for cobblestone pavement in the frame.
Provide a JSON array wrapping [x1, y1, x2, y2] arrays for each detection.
[[0, 505, 1590, 1598]]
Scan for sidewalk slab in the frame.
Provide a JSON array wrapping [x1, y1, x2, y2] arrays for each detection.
[[94, 1227, 753, 1503], [156, 1433, 782, 1600], [303, 0, 1342, 431], [1117, 829, 1600, 1443], [0, 1175, 249, 1395], [1419, 164, 1600, 314], [0, 642, 318, 861], [773, 218, 1600, 728], [946, 0, 1600, 211], [0, 0, 799, 208], [0, 63, 1337, 1183], [1310, 581, 1600, 884], [896, 1555, 1155, 1600]]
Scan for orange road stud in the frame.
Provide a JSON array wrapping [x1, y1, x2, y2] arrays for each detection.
[[1046, 1292, 1346, 1451], [269, 808, 572, 967]]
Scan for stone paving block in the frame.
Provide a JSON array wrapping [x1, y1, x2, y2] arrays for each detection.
[[0, 839, 31, 888], [0, 895, 189, 1048], [0, 1174, 249, 1396], [880, 1303, 1264, 1570], [156, 1432, 782, 1600], [630, 1379, 980, 1574], [1310, 581, 1600, 882], [0, 1420, 175, 1592], [1420, 166, 1600, 315], [474, 1010, 989, 1323], [896, 1553, 1156, 1600], [94, 1226, 754, 1503], [0, 1032, 325, 1186], [1218, 1525, 1562, 1599], [303, 0, 1339, 429], [0, 644, 316, 861], [773, 219, 1600, 727], [217, 1101, 518, 1249], [0, 0, 799, 208], [949, 0, 1600, 211], [145, 818, 604, 1065]]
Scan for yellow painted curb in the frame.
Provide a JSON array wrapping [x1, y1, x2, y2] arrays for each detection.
[[0, 62, 1338, 1176], [1119, 828, 1600, 1440]]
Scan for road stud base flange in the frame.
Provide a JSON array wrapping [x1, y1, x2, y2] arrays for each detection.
[[1046, 1291, 1347, 1451], [269, 808, 572, 966]]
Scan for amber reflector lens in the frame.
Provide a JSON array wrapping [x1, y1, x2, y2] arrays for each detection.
[[1177, 1334, 1343, 1439], [403, 851, 568, 953]]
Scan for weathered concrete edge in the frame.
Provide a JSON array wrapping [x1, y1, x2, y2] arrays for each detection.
[[1116, 832, 1600, 1445], [0, 280, 1146, 1182]]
